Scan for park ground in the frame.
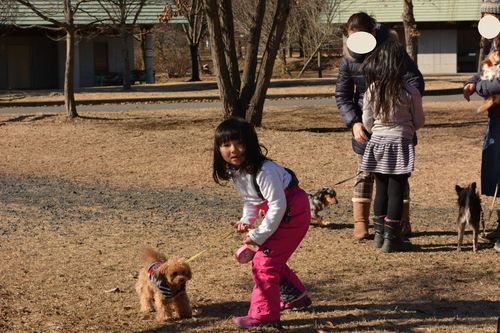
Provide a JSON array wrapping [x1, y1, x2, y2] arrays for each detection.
[[0, 93, 499, 332], [0, 74, 467, 104]]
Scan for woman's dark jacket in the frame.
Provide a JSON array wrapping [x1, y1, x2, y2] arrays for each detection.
[[335, 24, 425, 154]]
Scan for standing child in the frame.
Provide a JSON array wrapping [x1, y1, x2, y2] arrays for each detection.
[[360, 40, 425, 253], [213, 118, 311, 329]]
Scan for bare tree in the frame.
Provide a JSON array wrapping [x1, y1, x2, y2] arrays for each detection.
[[0, 0, 17, 38], [233, 0, 291, 73], [0, 0, 17, 24], [152, 24, 191, 78], [14, 0, 99, 118], [233, 0, 274, 37], [161, 0, 206, 81], [96, 0, 147, 90], [203, 0, 291, 126], [293, 0, 344, 78], [402, 0, 419, 63]]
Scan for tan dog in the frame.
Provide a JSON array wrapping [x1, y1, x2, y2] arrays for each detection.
[[135, 248, 192, 321], [478, 51, 500, 113]]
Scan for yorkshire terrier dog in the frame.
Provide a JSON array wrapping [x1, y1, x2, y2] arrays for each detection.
[[135, 248, 192, 321], [455, 183, 485, 252], [308, 186, 338, 226], [478, 51, 500, 113]]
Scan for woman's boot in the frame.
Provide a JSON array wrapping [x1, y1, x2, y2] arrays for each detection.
[[485, 208, 500, 241], [353, 201, 370, 240], [381, 218, 401, 253], [400, 200, 412, 238], [373, 215, 385, 248]]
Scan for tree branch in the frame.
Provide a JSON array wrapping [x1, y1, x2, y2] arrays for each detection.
[[15, 0, 65, 28]]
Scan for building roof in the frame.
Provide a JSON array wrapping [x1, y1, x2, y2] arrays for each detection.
[[330, 0, 482, 24], [9, 0, 186, 26]]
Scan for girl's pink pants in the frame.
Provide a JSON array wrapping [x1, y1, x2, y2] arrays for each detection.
[[248, 186, 310, 321]]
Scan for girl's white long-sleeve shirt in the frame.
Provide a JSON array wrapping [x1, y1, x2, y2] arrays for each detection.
[[362, 83, 425, 138], [231, 160, 292, 245]]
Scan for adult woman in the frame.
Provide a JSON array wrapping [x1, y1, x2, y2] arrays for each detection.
[[463, 0, 500, 252]]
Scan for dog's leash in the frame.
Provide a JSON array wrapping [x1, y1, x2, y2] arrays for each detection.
[[487, 181, 499, 224], [186, 175, 357, 263], [185, 229, 235, 263], [333, 175, 357, 186]]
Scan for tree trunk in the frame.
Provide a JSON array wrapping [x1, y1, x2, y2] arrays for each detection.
[[298, 36, 304, 58], [203, 0, 239, 119], [317, 51, 322, 78], [121, 25, 131, 90], [64, 27, 78, 118], [281, 47, 290, 75], [220, 0, 241, 91], [204, 0, 291, 124], [140, 27, 147, 71], [189, 44, 201, 81], [478, 37, 487, 73], [246, 0, 291, 127], [239, 0, 266, 117], [286, 30, 292, 58], [402, 0, 418, 63]]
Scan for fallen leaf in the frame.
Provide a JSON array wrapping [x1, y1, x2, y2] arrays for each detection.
[[104, 287, 120, 293]]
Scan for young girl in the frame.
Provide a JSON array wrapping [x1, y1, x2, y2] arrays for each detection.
[[213, 118, 311, 328], [360, 40, 425, 253]]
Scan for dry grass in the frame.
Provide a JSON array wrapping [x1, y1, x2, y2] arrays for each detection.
[[0, 99, 498, 333]]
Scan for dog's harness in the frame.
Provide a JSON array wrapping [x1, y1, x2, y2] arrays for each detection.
[[308, 195, 326, 216], [147, 262, 185, 299]]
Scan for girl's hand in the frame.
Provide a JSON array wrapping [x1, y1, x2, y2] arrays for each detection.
[[234, 223, 250, 233], [243, 235, 257, 246]]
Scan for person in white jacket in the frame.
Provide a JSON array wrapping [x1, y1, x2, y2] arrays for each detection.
[[360, 40, 425, 253], [213, 118, 311, 329]]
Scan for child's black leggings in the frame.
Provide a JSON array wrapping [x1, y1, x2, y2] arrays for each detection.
[[373, 173, 409, 220]]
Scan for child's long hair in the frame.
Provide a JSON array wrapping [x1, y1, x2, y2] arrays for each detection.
[[213, 118, 267, 184], [363, 39, 407, 123]]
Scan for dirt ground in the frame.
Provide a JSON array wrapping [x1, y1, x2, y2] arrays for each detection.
[[0, 98, 498, 333]]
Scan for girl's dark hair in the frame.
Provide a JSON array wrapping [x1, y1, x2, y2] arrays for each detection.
[[362, 39, 407, 123], [344, 12, 376, 36], [212, 118, 267, 184]]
